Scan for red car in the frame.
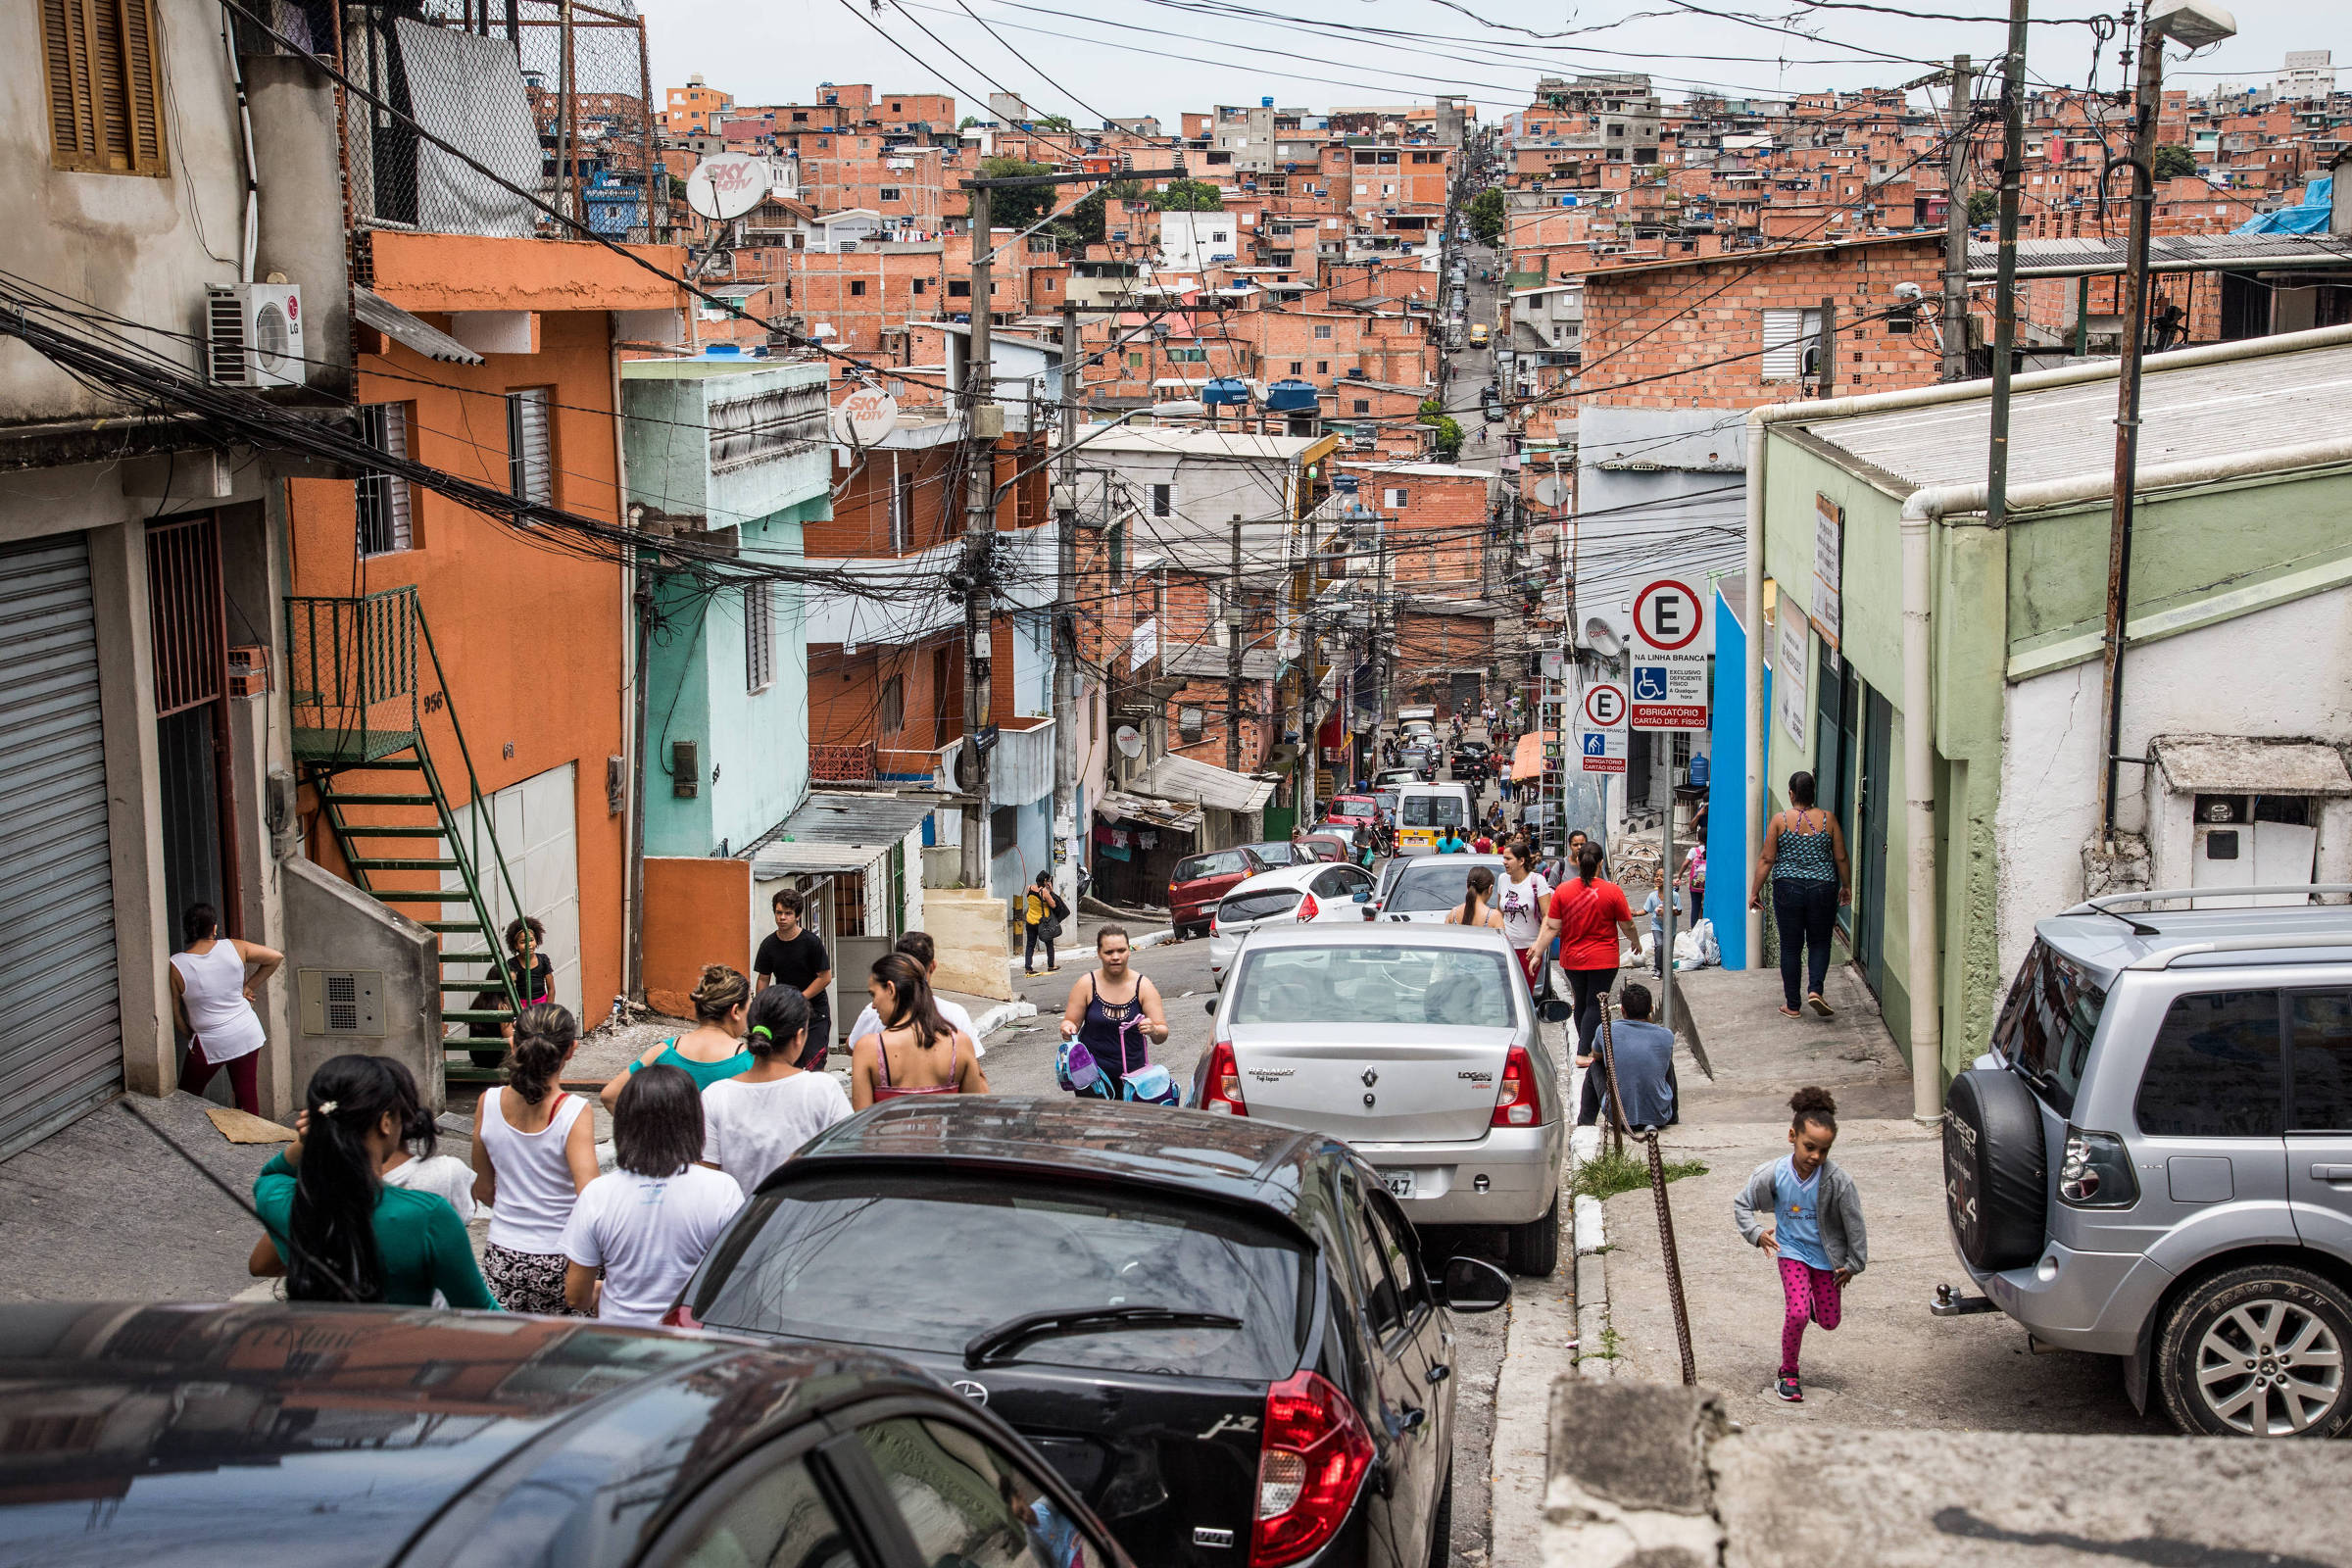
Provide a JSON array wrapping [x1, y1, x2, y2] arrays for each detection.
[[1321, 794, 1379, 831], [1297, 831, 1353, 862], [1166, 846, 1270, 936]]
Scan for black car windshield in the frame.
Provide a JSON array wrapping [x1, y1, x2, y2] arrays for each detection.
[[1992, 937, 2108, 1116], [695, 1172, 1308, 1381], [1231, 945, 1516, 1029]]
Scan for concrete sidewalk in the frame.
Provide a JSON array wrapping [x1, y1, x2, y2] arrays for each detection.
[[1596, 959, 2164, 1435]]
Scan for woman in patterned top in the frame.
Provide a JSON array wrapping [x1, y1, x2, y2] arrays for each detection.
[[1748, 770, 1850, 1019]]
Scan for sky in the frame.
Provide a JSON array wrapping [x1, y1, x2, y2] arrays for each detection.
[[637, 0, 2346, 129]]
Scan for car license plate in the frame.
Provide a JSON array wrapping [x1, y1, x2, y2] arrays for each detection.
[[1382, 1170, 1414, 1200]]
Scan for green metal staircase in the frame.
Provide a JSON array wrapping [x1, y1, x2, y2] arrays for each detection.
[[287, 588, 528, 1084]]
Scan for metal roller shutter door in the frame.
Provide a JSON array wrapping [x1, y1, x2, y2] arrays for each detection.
[[0, 535, 122, 1159]]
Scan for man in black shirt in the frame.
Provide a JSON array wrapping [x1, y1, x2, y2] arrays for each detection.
[[755, 888, 834, 1068]]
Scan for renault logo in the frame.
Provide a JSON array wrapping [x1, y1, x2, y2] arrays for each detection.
[[952, 1380, 989, 1405], [1361, 1067, 1379, 1088]]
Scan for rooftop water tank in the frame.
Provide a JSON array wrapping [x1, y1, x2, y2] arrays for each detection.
[[1200, 377, 1252, 407], [1264, 378, 1319, 412]]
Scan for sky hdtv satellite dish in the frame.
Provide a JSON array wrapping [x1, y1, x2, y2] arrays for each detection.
[[685, 154, 771, 221], [1584, 617, 1623, 657], [1115, 726, 1145, 759]]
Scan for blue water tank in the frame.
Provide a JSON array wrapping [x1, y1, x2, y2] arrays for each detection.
[[1200, 377, 1251, 407], [1265, 378, 1319, 412]]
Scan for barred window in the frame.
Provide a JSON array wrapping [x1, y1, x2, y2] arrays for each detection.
[[356, 404, 415, 557]]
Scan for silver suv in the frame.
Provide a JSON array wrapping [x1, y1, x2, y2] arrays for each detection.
[[1939, 887, 2352, 1438]]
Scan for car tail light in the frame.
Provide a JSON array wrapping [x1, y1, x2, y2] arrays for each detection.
[[1492, 1045, 1538, 1128], [1296, 893, 1320, 922], [1211, 909, 1222, 936], [1201, 1038, 1249, 1115], [660, 1299, 702, 1330], [2057, 1125, 2139, 1207], [1250, 1370, 1375, 1567]]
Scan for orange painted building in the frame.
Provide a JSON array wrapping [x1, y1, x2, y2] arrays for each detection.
[[288, 230, 687, 1019]]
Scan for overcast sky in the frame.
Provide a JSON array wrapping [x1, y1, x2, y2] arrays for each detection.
[[639, 0, 2343, 129]]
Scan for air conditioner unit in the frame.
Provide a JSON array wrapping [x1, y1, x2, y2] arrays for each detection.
[[206, 283, 306, 389]]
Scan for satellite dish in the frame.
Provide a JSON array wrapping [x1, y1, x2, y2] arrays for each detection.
[[1275, 630, 1301, 662], [1534, 476, 1572, 510], [828, 385, 900, 448], [685, 154, 772, 221], [1115, 726, 1145, 759], [1584, 617, 1623, 657], [1268, 742, 1301, 771]]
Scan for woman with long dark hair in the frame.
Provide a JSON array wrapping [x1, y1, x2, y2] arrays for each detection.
[[701, 985, 853, 1199], [561, 1064, 744, 1322], [249, 1054, 495, 1307], [1531, 840, 1642, 1125], [1445, 864, 1507, 932], [471, 1002, 597, 1313], [850, 952, 987, 1108], [1749, 769, 1851, 1019], [171, 903, 282, 1115]]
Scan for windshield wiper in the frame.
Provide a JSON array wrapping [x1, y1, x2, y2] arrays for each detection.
[[962, 1305, 1244, 1369]]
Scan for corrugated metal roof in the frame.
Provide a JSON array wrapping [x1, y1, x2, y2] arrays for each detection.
[[776, 790, 941, 844], [353, 286, 483, 365], [1790, 340, 2352, 495], [1146, 754, 1278, 813], [1968, 233, 2352, 278], [1094, 791, 1205, 832]]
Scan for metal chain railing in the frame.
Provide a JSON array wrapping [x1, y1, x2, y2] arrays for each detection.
[[1594, 993, 1699, 1387]]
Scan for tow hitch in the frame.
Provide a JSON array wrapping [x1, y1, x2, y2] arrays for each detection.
[[1930, 1282, 2000, 1318]]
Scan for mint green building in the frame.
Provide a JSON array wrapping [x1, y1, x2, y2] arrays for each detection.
[[1745, 326, 2352, 1098], [623, 357, 832, 857]]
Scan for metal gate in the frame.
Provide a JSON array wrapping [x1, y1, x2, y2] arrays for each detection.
[[0, 535, 122, 1159]]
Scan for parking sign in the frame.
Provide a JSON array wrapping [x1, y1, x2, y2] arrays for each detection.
[[1630, 577, 1710, 731], [1580, 680, 1628, 773]]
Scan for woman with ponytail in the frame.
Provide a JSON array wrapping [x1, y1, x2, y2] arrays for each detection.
[[1531, 839, 1642, 1124], [700, 985, 854, 1199], [601, 964, 755, 1107], [1445, 864, 1507, 932], [471, 1002, 597, 1313], [249, 1054, 495, 1308]]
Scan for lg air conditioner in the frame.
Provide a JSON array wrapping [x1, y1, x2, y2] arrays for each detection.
[[205, 282, 306, 389]]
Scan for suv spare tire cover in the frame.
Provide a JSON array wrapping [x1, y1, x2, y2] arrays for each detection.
[[1943, 1068, 2048, 1273]]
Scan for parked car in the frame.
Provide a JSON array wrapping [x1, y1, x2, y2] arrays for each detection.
[[1375, 855, 1509, 922], [1209, 861, 1380, 985], [1322, 793, 1380, 831], [1196, 923, 1565, 1274], [1238, 840, 1311, 869], [1938, 888, 2352, 1438], [0, 1300, 1131, 1568], [1168, 846, 1270, 937], [1374, 766, 1424, 790], [1298, 830, 1355, 863], [672, 1097, 1512, 1568]]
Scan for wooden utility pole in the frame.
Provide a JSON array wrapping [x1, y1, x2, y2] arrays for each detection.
[[1941, 54, 1974, 381], [956, 179, 999, 889]]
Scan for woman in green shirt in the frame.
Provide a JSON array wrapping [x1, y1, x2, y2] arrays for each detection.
[[249, 1054, 497, 1309]]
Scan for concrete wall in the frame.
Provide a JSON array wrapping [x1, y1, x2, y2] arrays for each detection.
[[925, 887, 1014, 1002], [282, 858, 441, 1110], [641, 498, 819, 857], [621, 359, 830, 530], [643, 857, 755, 1018]]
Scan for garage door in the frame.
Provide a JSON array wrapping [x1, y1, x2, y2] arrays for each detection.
[[0, 535, 122, 1160]]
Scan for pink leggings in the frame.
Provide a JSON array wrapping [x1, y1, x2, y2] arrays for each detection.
[[182, 1037, 261, 1115], [1778, 1257, 1841, 1377]]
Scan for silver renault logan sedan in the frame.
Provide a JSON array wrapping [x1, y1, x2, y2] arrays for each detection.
[[1192, 922, 1566, 1274]]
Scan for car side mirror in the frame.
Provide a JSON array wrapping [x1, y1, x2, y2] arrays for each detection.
[[1352, 889, 1372, 903], [1442, 1256, 1511, 1314], [1204, 998, 1218, 1014]]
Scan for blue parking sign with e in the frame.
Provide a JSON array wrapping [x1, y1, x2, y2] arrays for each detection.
[[1632, 664, 1669, 701]]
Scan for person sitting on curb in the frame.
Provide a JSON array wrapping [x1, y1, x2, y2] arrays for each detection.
[[1587, 982, 1678, 1132]]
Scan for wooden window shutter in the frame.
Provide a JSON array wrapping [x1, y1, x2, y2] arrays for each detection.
[[42, 0, 168, 175]]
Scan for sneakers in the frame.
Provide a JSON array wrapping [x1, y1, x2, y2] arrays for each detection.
[[1774, 1375, 1803, 1403]]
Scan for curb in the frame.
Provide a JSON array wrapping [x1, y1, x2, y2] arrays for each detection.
[[970, 1000, 1038, 1040], [1567, 1120, 1615, 1380]]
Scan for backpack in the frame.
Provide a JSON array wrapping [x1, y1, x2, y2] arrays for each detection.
[[1056, 1038, 1103, 1095]]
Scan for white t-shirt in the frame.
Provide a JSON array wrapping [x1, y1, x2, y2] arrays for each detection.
[[846, 996, 982, 1056], [383, 1152, 476, 1222], [1498, 872, 1551, 949], [561, 1166, 745, 1325], [701, 1071, 855, 1199]]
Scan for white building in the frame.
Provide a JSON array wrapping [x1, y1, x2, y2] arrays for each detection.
[[1159, 209, 1242, 271]]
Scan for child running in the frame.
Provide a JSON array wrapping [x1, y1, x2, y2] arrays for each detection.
[[1733, 1086, 1867, 1402]]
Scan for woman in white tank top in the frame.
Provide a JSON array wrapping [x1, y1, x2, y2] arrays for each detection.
[[168, 903, 282, 1115], [470, 1002, 598, 1313]]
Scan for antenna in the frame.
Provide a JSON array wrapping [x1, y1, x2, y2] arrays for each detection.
[[685, 154, 772, 221], [1115, 726, 1145, 759]]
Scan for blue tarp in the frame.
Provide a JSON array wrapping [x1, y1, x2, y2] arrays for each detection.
[[2234, 176, 2333, 236]]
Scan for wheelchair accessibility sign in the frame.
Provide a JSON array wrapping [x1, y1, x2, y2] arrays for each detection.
[[1629, 577, 1710, 731]]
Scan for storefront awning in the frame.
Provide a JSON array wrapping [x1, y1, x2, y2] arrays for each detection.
[[1147, 754, 1278, 813], [1510, 730, 1555, 783], [1094, 790, 1205, 833], [750, 791, 943, 879]]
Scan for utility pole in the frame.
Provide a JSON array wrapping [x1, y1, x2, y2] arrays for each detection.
[[1984, 0, 2032, 528], [1227, 513, 1245, 772], [1816, 297, 1838, 400], [1941, 54, 1974, 381], [956, 179, 999, 890], [1299, 509, 1319, 826], [1054, 299, 1081, 910]]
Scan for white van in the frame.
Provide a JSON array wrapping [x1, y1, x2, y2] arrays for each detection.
[[1393, 780, 1476, 855]]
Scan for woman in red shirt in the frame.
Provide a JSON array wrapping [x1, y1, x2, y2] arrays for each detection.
[[1532, 841, 1642, 1126]]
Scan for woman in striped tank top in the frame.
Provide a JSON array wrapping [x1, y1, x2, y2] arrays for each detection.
[[1748, 770, 1850, 1019]]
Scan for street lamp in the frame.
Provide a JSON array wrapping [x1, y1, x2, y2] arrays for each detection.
[[2094, 0, 2236, 845]]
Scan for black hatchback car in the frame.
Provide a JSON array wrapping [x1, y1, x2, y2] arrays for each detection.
[[670, 1098, 1511, 1568], [0, 1300, 1129, 1568]]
